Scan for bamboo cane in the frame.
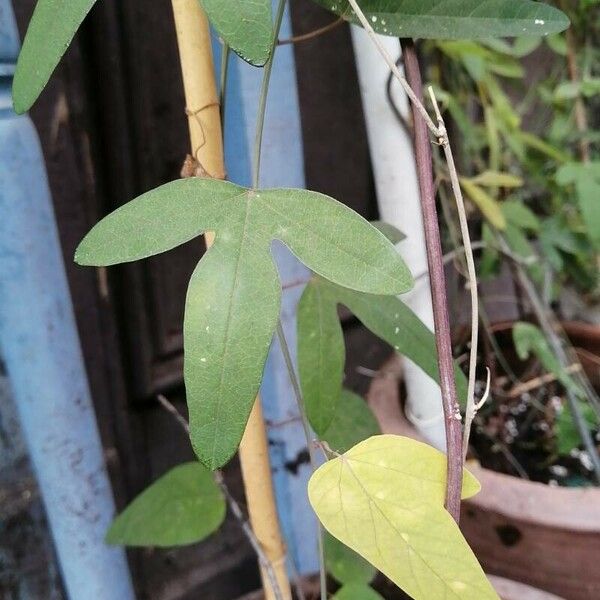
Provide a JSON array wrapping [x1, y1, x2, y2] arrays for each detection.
[[171, 2, 292, 598]]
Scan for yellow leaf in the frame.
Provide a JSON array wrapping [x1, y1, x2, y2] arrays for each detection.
[[460, 178, 507, 230], [308, 435, 498, 600], [470, 170, 524, 188]]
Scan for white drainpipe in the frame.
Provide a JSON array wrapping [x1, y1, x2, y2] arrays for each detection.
[[350, 28, 446, 450]]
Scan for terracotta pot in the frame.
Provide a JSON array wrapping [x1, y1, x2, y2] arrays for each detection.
[[367, 353, 600, 600], [236, 573, 561, 600]]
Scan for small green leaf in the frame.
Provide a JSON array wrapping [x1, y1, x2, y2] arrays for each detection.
[[322, 390, 380, 453], [106, 463, 225, 547], [298, 279, 344, 434], [308, 435, 496, 600], [297, 278, 469, 413], [371, 221, 406, 244], [556, 163, 600, 246], [311, 0, 568, 39], [556, 402, 597, 455], [470, 171, 523, 188], [325, 532, 377, 585], [13, 0, 98, 113], [460, 178, 507, 229], [512, 322, 582, 395], [200, 0, 273, 66], [501, 200, 540, 232], [331, 584, 384, 600], [77, 178, 411, 468]]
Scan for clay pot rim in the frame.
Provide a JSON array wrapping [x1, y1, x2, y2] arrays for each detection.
[[366, 354, 600, 534]]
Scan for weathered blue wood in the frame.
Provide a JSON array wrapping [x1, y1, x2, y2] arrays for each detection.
[[214, 3, 319, 574], [0, 3, 135, 598]]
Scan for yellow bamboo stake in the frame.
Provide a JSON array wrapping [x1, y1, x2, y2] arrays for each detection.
[[171, 2, 291, 598]]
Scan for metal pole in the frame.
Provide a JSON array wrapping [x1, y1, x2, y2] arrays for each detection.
[[0, 3, 135, 597]]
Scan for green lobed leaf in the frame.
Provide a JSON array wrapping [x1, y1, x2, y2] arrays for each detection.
[[331, 280, 470, 406], [297, 277, 469, 422], [76, 178, 411, 468], [106, 462, 225, 547], [321, 390, 380, 453], [325, 531, 377, 586], [308, 435, 496, 600], [297, 277, 344, 434], [200, 0, 273, 66], [311, 0, 569, 40], [331, 584, 384, 600], [13, 0, 98, 114]]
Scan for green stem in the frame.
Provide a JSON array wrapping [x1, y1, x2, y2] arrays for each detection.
[[252, 0, 287, 189], [219, 42, 230, 129], [252, 2, 327, 597]]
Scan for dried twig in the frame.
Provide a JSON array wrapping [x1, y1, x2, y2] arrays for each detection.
[[156, 395, 285, 600], [507, 364, 582, 399]]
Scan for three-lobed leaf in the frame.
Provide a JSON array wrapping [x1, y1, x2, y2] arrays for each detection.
[[76, 178, 412, 469], [106, 462, 225, 547], [298, 276, 468, 435], [311, 0, 569, 40], [308, 435, 497, 600]]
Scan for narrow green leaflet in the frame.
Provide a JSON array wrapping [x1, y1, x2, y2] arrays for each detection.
[[308, 435, 497, 600], [512, 322, 582, 396], [321, 390, 380, 453], [13, 0, 98, 113], [106, 463, 225, 547], [76, 178, 412, 469], [298, 279, 344, 433], [200, 0, 273, 66], [460, 178, 506, 230], [470, 171, 523, 188], [311, 0, 568, 39], [331, 584, 384, 600], [297, 277, 468, 432], [325, 531, 377, 585]]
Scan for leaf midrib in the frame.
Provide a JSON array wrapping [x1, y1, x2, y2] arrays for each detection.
[[208, 198, 253, 465]]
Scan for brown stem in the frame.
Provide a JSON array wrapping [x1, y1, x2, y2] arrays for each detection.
[[400, 39, 463, 523], [278, 17, 344, 45]]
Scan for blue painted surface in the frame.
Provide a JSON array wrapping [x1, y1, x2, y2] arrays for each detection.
[[0, 2, 135, 598], [214, 3, 319, 574]]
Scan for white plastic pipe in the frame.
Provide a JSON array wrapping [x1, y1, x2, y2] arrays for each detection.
[[350, 28, 446, 450]]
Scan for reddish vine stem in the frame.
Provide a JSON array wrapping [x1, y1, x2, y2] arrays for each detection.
[[401, 39, 463, 523]]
